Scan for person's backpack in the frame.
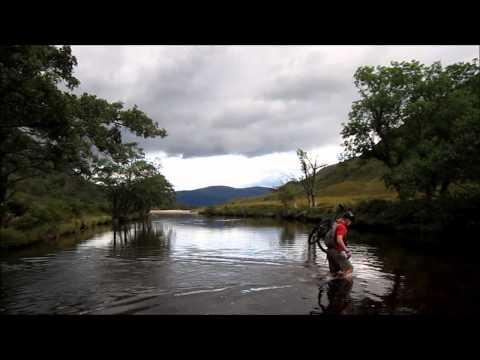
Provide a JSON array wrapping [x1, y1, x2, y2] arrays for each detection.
[[309, 218, 338, 250], [323, 221, 338, 249]]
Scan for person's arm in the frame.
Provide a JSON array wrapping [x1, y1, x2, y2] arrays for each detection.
[[336, 235, 348, 252], [337, 235, 352, 258]]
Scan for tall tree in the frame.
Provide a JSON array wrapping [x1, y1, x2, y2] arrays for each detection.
[[0, 45, 167, 224], [131, 173, 175, 217], [341, 59, 480, 200], [91, 158, 174, 223]]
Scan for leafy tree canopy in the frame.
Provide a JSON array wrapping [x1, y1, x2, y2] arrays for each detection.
[[0, 45, 167, 222], [341, 59, 480, 199], [92, 157, 174, 221]]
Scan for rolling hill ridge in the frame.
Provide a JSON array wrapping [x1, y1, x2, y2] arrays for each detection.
[[175, 186, 273, 207]]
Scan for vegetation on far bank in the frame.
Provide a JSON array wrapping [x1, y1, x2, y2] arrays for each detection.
[[0, 46, 174, 249], [0, 173, 112, 249], [201, 157, 480, 233], [202, 193, 480, 234], [0, 214, 111, 250]]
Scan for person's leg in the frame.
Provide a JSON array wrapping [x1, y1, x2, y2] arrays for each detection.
[[344, 259, 353, 275], [327, 249, 340, 274], [335, 251, 353, 277], [327, 251, 335, 274], [343, 268, 353, 278]]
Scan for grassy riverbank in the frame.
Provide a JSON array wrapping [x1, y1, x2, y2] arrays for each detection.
[[200, 195, 480, 234], [0, 214, 112, 249], [0, 173, 112, 250]]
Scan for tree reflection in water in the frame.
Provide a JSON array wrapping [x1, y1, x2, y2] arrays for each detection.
[[111, 221, 173, 257], [279, 222, 296, 245]]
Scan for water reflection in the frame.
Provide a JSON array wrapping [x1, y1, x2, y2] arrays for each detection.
[[279, 222, 297, 245], [315, 277, 354, 315], [305, 242, 318, 266], [312, 270, 408, 315], [382, 272, 402, 313], [112, 222, 172, 248], [106, 222, 175, 264]]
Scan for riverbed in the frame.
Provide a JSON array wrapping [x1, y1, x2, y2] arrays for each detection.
[[1, 213, 478, 315]]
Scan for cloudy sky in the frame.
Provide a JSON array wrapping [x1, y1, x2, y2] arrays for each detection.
[[71, 45, 478, 190]]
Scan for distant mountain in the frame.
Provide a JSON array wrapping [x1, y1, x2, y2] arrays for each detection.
[[175, 186, 273, 207]]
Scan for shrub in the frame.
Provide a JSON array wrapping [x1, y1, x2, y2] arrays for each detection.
[[0, 228, 29, 248], [6, 199, 30, 217]]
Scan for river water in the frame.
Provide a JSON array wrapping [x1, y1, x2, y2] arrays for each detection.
[[1, 213, 478, 315]]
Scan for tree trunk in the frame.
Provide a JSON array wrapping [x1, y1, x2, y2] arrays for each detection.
[[302, 183, 311, 207], [112, 193, 118, 221], [0, 174, 8, 227]]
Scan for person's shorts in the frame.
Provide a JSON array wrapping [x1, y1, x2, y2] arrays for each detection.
[[326, 248, 353, 274]]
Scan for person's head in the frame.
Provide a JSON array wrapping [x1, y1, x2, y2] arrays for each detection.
[[341, 210, 355, 226]]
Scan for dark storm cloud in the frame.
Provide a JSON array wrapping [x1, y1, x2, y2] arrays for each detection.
[[121, 99, 343, 158], [71, 46, 477, 158], [263, 74, 349, 101]]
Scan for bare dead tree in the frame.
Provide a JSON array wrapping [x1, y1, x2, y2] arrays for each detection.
[[296, 149, 326, 208]]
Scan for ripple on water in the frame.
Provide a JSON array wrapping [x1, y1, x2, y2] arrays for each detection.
[[240, 285, 292, 294], [175, 287, 231, 296]]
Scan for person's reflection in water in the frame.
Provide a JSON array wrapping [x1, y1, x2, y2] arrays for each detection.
[[314, 277, 353, 315], [383, 271, 402, 314]]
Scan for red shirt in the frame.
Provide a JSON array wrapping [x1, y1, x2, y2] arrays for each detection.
[[335, 220, 348, 252]]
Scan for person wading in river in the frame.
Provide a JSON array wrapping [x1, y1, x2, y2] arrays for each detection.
[[327, 211, 354, 278]]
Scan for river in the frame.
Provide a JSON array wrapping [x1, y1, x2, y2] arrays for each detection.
[[1, 213, 478, 315]]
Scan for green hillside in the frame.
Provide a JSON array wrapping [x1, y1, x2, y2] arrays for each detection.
[[227, 158, 396, 210]]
